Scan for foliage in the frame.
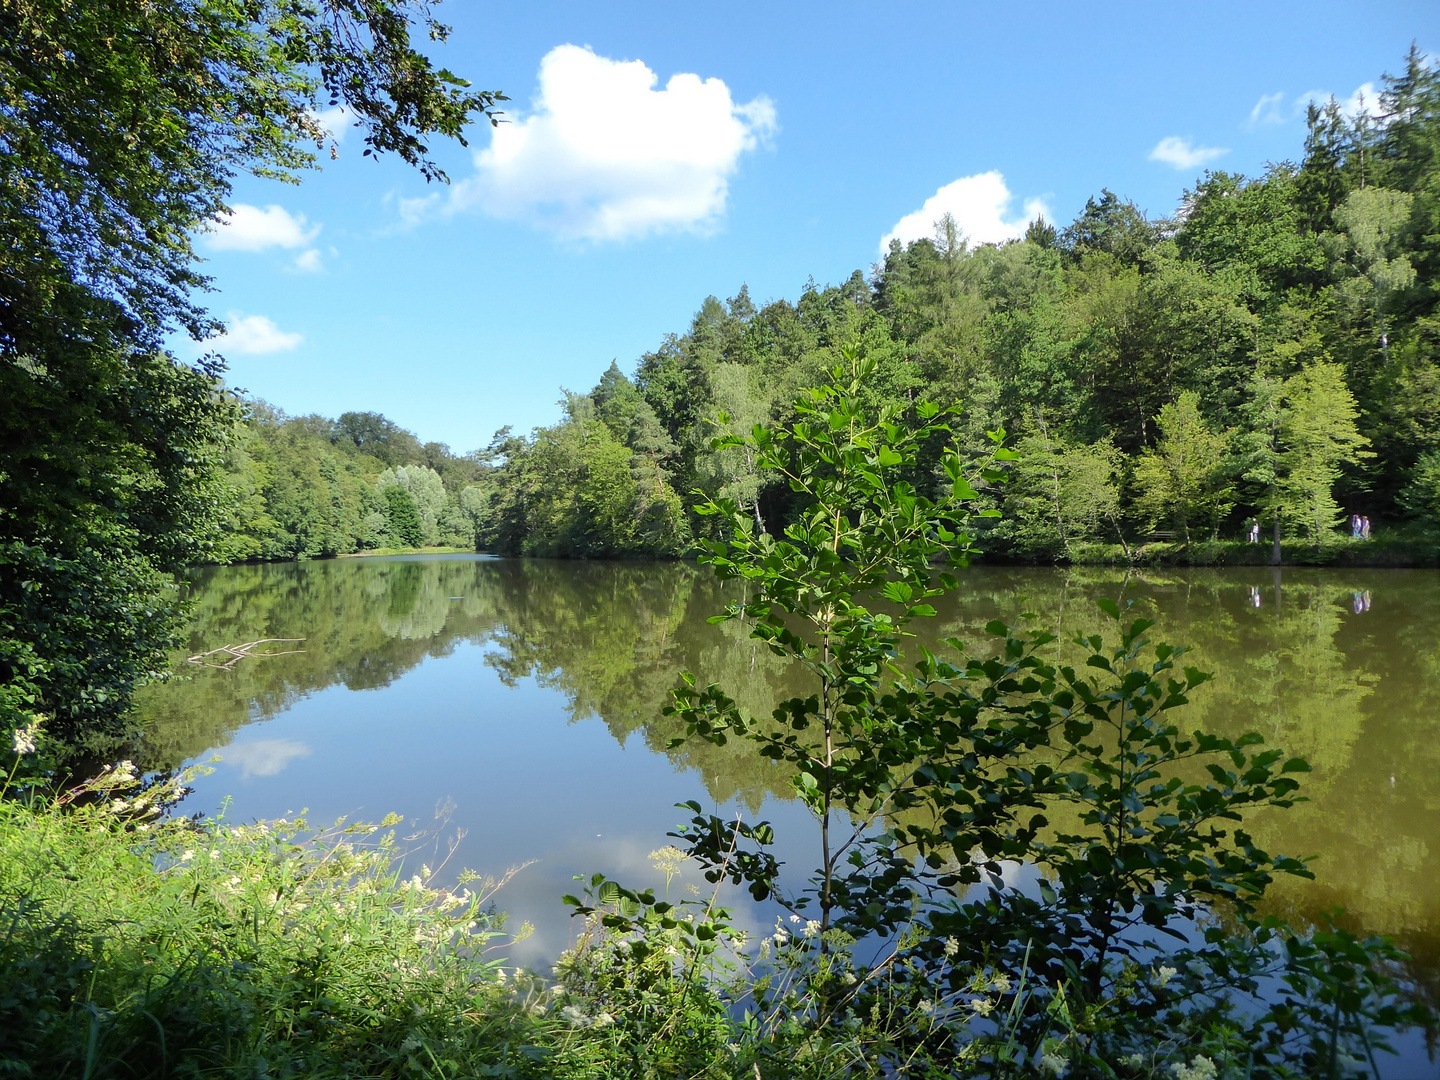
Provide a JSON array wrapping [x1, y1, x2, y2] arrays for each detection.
[[1399, 449, 1440, 522], [0, 346, 235, 755], [997, 429, 1125, 559], [385, 483, 427, 548], [1131, 391, 1234, 542], [580, 360, 1429, 1077], [206, 402, 490, 560], [1243, 364, 1372, 547], [482, 391, 691, 558], [0, 765, 555, 1079], [1, 0, 501, 758], [415, 47, 1440, 560]]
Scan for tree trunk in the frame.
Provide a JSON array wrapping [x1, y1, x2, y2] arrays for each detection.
[[1270, 517, 1283, 566]]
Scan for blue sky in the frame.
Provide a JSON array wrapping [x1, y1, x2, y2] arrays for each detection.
[[186, 0, 1436, 453]]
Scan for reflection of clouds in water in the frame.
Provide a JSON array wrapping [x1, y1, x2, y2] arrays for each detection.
[[221, 738, 311, 779], [480, 827, 789, 972]]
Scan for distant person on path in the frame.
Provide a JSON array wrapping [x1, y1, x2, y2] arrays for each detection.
[[1246, 519, 1260, 543], [1351, 513, 1362, 538], [1362, 516, 1371, 539]]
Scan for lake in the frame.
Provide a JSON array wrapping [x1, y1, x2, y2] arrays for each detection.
[[132, 555, 1440, 1067]]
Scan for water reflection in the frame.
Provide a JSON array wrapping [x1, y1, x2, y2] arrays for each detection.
[[133, 557, 1440, 1022]]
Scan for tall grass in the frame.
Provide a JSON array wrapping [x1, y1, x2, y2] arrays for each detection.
[[0, 765, 548, 1079]]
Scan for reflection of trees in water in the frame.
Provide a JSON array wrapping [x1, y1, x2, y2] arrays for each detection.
[[917, 567, 1440, 1023], [134, 559, 1440, 1002]]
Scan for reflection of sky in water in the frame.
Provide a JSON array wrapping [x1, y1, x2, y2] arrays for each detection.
[[218, 738, 311, 779], [189, 638, 816, 966], [140, 558, 1440, 1075]]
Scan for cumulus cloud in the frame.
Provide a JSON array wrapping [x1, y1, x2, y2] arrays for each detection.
[[1248, 91, 1287, 127], [213, 312, 304, 355], [879, 171, 1050, 255], [315, 105, 351, 144], [207, 203, 320, 252], [222, 738, 311, 779], [1148, 136, 1229, 171], [448, 44, 776, 241]]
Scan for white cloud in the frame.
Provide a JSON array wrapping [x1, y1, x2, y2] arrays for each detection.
[[1148, 136, 1229, 171], [315, 105, 351, 144], [448, 44, 776, 241], [1248, 91, 1287, 127], [1341, 82, 1381, 120], [213, 312, 303, 355], [222, 738, 311, 779], [207, 203, 321, 252], [291, 248, 323, 273], [1294, 82, 1383, 122], [397, 192, 441, 227], [879, 171, 1050, 255]]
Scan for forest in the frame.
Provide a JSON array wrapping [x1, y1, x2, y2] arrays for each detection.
[[3, 3, 1437, 1071], [208, 49, 1440, 564]]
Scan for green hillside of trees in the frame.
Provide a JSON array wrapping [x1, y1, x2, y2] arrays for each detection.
[[210, 405, 492, 561], [210, 48, 1440, 564]]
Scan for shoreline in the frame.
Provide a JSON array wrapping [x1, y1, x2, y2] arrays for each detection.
[[193, 535, 1440, 571]]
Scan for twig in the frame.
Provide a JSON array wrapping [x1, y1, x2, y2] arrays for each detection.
[[186, 639, 305, 669]]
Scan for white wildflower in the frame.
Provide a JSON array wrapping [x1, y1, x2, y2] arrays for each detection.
[[803, 920, 822, 938], [943, 936, 959, 958], [992, 973, 1012, 994], [916, 999, 936, 1016], [789, 914, 802, 924], [1038, 1052, 1069, 1077], [560, 1005, 590, 1028], [773, 931, 789, 947], [1170, 1056, 1218, 1080], [968, 997, 994, 1017], [592, 1012, 615, 1028], [179, 849, 195, 862], [1119, 1053, 1145, 1069], [11, 720, 40, 756], [843, 972, 858, 986], [1150, 965, 1178, 989]]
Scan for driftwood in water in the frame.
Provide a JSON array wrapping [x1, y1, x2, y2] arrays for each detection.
[[186, 638, 305, 670]]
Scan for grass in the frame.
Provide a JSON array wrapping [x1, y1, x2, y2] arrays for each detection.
[[1, 757, 1427, 1078], [0, 765, 553, 1079], [1057, 527, 1440, 568]]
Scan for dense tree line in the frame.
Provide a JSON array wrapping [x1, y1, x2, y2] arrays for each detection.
[[211, 405, 492, 561], [465, 49, 1438, 560]]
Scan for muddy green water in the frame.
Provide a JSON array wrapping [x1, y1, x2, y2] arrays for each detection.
[[132, 556, 1440, 1056]]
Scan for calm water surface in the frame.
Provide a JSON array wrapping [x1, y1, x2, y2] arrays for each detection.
[[132, 556, 1440, 1069]]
